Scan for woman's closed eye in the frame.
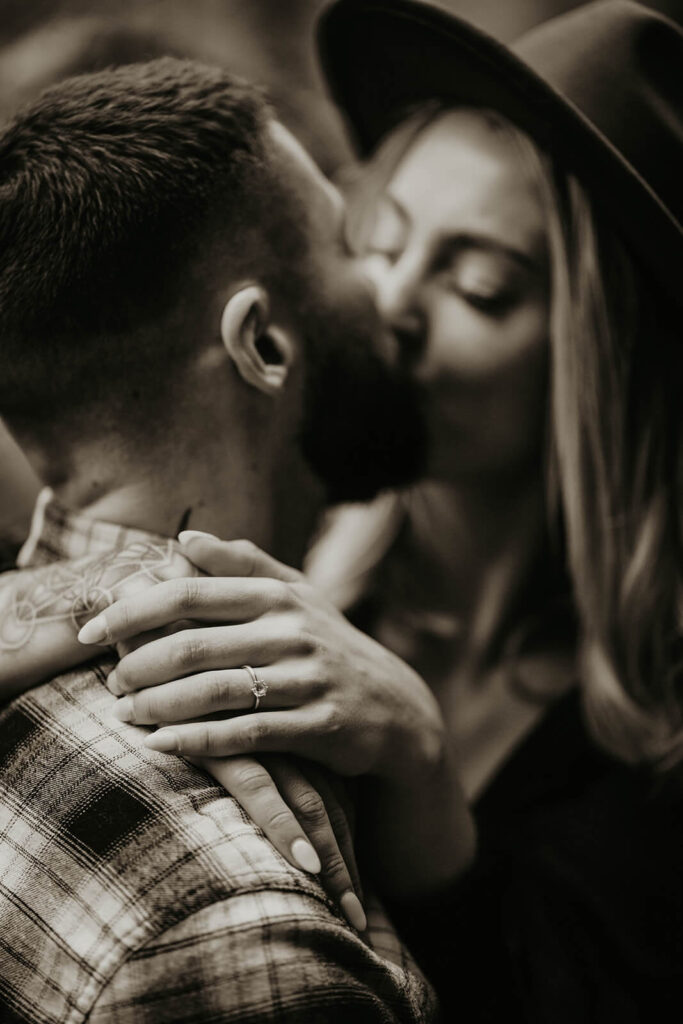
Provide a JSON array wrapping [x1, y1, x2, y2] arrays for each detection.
[[460, 285, 518, 316], [435, 250, 523, 316]]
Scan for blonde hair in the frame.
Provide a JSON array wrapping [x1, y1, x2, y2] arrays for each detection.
[[352, 105, 683, 766], [544, 172, 683, 765]]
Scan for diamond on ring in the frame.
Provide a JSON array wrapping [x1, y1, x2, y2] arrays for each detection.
[[242, 665, 268, 710]]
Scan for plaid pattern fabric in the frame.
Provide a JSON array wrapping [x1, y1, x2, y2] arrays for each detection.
[[0, 492, 437, 1023]]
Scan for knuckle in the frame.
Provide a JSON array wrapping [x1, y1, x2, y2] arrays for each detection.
[[264, 807, 295, 832], [294, 790, 327, 827], [286, 618, 318, 655], [238, 721, 263, 751], [303, 668, 328, 699], [195, 723, 228, 756], [203, 673, 231, 711], [289, 579, 314, 602], [318, 701, 343, 734], [262, 578, 289, 610], [174, 577, 202, 615], [161, 690, 189, 721], [231, 539, 258, 576], [248, 721, 266, 749], [302, 630, 324, 658], [320, 850, 348, 884], [324, 803, 349, 839], [233, 762, 271, 795], [179, 723, 211, 754], [174, 632, 206, 669], [195, 726, 214, 755]]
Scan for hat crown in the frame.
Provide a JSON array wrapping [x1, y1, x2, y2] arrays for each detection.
[[514, 1, 683, 227], [319, 0, 683, 305]]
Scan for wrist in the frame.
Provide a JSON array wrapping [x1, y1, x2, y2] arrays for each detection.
[[379, 709, 448, 788], [365, 742, 476, 897]]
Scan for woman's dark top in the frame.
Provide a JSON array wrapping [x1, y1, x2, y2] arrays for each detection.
[[391, 690, 683, 1023]]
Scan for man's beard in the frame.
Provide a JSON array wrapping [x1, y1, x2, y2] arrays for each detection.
[[298, 319, 428, 505]]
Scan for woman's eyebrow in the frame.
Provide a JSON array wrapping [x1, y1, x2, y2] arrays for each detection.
[[436, 233, 541, 272], [383, 190, 543, 272]]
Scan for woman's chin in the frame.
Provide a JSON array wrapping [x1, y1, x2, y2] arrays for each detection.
[[424, 438, 478, 484]]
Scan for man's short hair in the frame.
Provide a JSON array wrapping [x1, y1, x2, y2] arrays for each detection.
[[0, 58, 306, 442]]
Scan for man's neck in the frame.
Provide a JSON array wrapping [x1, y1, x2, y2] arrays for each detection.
[[52, 443, 323, 571]]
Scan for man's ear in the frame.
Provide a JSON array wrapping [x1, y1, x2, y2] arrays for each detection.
[[220, 284, 295, 396]]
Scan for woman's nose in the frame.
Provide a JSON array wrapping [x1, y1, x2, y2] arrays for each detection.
[[359, 258, 427, 367]]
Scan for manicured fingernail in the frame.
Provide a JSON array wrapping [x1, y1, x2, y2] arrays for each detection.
[[113, 697, 134, 722], [290, 838, 321, 874], [177, 530, 218, 545], [340, 891, 367, 932], [107, 670, 124, 697], [78, 615, 108, 645], [144, 731, 179, 753]]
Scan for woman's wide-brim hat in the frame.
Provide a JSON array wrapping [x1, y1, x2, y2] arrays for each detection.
[[318, 0, 683, 307]]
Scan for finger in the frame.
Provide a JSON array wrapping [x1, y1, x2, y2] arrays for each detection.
[[112, 662, 311, 724], [78, 576, 296, 646], [197, 756, 322, 878], [299, 762, 362, 902], [177, 534, 303, 584], [107, 621, 304, 695], [142, 710, 313, 758], [115, 619, 197, 658], [265, 756, 366, 931]]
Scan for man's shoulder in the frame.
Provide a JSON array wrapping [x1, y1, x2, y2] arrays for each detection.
[[0, 665, 436, 1024], [0, 663, 342, 1020], [0, 657, 329, 891]]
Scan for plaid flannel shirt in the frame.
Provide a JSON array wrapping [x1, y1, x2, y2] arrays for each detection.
[[0, 492, 437, 1024]]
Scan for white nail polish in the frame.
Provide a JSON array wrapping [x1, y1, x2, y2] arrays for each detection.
[[107, 670, 123, 697], [144, 731, 179, 753], [77, 615, 107, 645], [177, 530, 217, 545], [340, 891, 367, 932], [113, 697, 134, 723], [291, 838, 322, 874]]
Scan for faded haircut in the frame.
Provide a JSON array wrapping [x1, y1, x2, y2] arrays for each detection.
[[0, 57, 307, 441]]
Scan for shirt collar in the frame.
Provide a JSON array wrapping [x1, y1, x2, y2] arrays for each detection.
[[18, 487, 169, 568]]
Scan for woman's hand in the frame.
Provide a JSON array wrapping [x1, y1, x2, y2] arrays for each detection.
[[78, 532, 447, 786], [77, 532, 475, 898], [198, 753, 366, 931], [0, 540, 367, 922]]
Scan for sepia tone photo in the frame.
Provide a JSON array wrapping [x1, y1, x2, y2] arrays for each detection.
[[0, 0, 681, 1020]]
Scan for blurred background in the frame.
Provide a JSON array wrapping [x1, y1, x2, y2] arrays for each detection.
[[1, 0, 681, 562]]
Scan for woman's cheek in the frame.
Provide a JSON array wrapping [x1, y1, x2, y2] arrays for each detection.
[[416, 298, 492, 381], [421, 298, 549, 474], [422, 298, 532, 382], [477, 312, 549, 470]]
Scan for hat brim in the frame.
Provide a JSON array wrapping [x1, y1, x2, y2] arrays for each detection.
[[317, 0, 683, 306]]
